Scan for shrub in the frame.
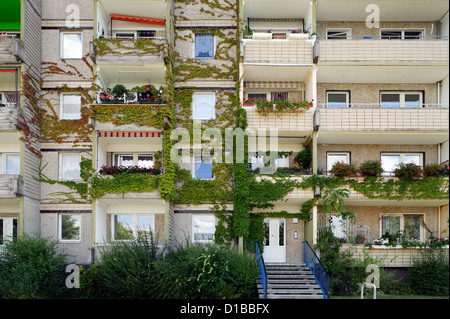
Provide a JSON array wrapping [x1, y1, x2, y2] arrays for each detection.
[[410, 250, 449, 296], [330, 161, 358, 177], [0, 233, 68, 298], [393, 163, 423, 179], [99, 164, 163, 176], [423, 163, 444, 176], [359, 160, 383, 176], [293, 148, 312, 170]]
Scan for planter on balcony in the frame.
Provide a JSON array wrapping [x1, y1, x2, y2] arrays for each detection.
[[252, 32, 272, 40], [288, 33, 309, 40]]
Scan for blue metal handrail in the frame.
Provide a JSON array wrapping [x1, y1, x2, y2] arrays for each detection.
[[303, 241, 330, 299], [255, 242, 267, 299]]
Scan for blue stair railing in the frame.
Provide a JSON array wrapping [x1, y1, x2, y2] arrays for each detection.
[[302, 241, 330, 299], [255, 242, 267, 299]]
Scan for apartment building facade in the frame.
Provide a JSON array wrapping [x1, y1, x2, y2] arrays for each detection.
[[1, 0, 448, 270]]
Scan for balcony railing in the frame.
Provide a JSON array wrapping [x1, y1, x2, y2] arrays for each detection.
[[0, 105, 20, 131], [0, 174, 23, 198], [316, 37, 449, 63], [245, 107, 314, 132], [243, 38, 314, 64], [316, 104, 449, 132]]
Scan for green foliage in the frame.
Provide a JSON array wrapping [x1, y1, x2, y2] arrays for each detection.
[[90, 173, 160, 198], [359, 160, 383, 176], [423, 163, 444, 176], [330, 161, 359, 176], [0, 233, 68, 299], [410, 250, 449, 296], [293, 148, 312, 170], [394, 162, 423, 179]]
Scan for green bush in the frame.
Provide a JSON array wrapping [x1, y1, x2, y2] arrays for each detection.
[[0, 233, 68, 298], [410, 250, 449, 296]]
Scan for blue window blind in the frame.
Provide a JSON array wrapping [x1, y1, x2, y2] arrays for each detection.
[[195, 34, 214, 58]]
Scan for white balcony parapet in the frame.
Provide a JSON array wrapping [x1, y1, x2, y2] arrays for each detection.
[[0, 38, 25, 63], [0, 107, 19, 131], [0, 175, 23, 198]]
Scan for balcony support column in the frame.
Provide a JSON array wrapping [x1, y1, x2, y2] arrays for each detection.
[[312, 130, 318, 175]]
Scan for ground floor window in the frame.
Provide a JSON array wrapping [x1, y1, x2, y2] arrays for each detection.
[[192, 214, 215, 243], [0, 218, 18, 245], [59, 214, 81, 241], [381, 214, 423, 241], [112, 214, 154, 241]]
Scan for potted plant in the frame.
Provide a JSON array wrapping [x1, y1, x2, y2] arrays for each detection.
[[99, 92, 113, 103], [112, 84, 128, 103], [393, 163, 423, 179], [293, 148, 312, 171], [359, 160, 383, 176], [330, 161, 358, 177], [423, 163, 444, 176]]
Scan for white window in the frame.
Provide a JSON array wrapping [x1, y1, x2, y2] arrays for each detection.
[[329, 215, 349, 240], [247, 93, 267, 102], [380, 92, 423, 108], [381, 214, 423, 241], [195, 33, 214, 58], [114, 153, 154, 168], [193, 93, 215, 120], [192, 215, 215, 243], [61, 33, 83, 59], [59, 153, 81, 181], [59, 214, 81, 241], [249, 154, 289, 171], [0, 218, 18, 245], [61, 94, 82, 119], [380, 29, 424, 40], [327, 152, 350, 172], [112, 214, 154, 241], [381, 152, 423, 175], [326, 29, 352, 39], [0, 153, 20, 175], [326, 91, 349, 108], [192, 156, 213, 180]]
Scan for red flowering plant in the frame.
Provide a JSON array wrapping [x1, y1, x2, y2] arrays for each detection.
[[99, 92, 113, 103], [359, 160, 383, 177], [245, 98, 313, 116], [99, 165, 163, 176], [329, 161, 359, 177], [423, 163, 445, 176], [393, 163, 423, 179]]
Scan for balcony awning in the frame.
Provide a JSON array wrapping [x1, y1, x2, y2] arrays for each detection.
[[244, 81, 302, 89], [98, 131, 162, 138], [110, 14, 165, 25]]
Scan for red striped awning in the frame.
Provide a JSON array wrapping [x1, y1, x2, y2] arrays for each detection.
[[98, 132, 162, 138], [110, 14, 165, 25]]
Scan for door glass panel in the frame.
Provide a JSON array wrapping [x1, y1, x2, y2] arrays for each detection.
[[115, 154, 134, 167], [264, 219, 270, 246], [381, 31, 402, 39], [327, 93, 348, 108], [278, 219, 285, 247], [404, 215, 421, 239], [137, 154, 154, 168], [114, 215, 134, 240], [404, 31, 422, 39], [404, 155, 421, 165], [6, 154, 20, 175], [327, 153, 349, 171]]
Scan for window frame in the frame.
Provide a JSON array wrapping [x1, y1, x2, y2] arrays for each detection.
[[111, 213, 155, 241], [192, 155, 213, 180], [59, 153, 82, 181], [192, 92, 215, 120], [380, 29, 425, 40], [60, 32, 83, 59], [326, 151, 351, 172], [58, 214, 81, 242], [380, 152, 424, 175], [192, 214, 216, 244], [113, 153, 155, 168], [380, 214, 424, 241], [380, 91, 424, 108], [60, 93, 82, 120], [326, 91, 350, 108], [326, 28, 352, 39], [194, 33, 215, 59], [0, 217, 18, 245], [0, 152, 20, 175]]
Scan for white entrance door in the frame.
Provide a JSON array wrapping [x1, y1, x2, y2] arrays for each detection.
[[263, 218, 286, 263]]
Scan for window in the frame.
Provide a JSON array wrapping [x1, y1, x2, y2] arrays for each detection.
[[249, 154, 289, 171], [247, 93, 267, 102], [381, 30, 423, 40], [380, 92, 422, 108], [327, 91, 349, 108], [192, 215, 215, 243], [0, 218, 18, 245], [114, 153, 154, 168], [61, 94, 82, 119], [271, 92, 288, 101], [61, 33, 83, 59], [193, 156, 213, 180], [195, 33, 214, 58], [326, 29, 351, 39], [381, 152, 423, 174], [193, 93, 215, 120], [0, 153, 20, 175], [381, 214, 423, 241], [327, 152, 350, 172], [59, 214, 81, 241], [112, 214, 154, 241], [329, 215, 349, 240], [59, 153, 81, 181]]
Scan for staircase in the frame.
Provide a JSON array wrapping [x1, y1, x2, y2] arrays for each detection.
[[257, 263, 324, 299]]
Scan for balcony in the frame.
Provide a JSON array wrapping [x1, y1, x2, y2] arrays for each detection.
[[316, 37, 449, 83], [0, 105, 20, 132], [255, 175, 314, 202], [0, 175, 23, 198], [316, 104, 449, 144], [245, 106, 314, 134], [0, 38, 24, 64]]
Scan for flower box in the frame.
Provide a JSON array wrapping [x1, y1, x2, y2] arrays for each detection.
[[288, 33, 309, 40]]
